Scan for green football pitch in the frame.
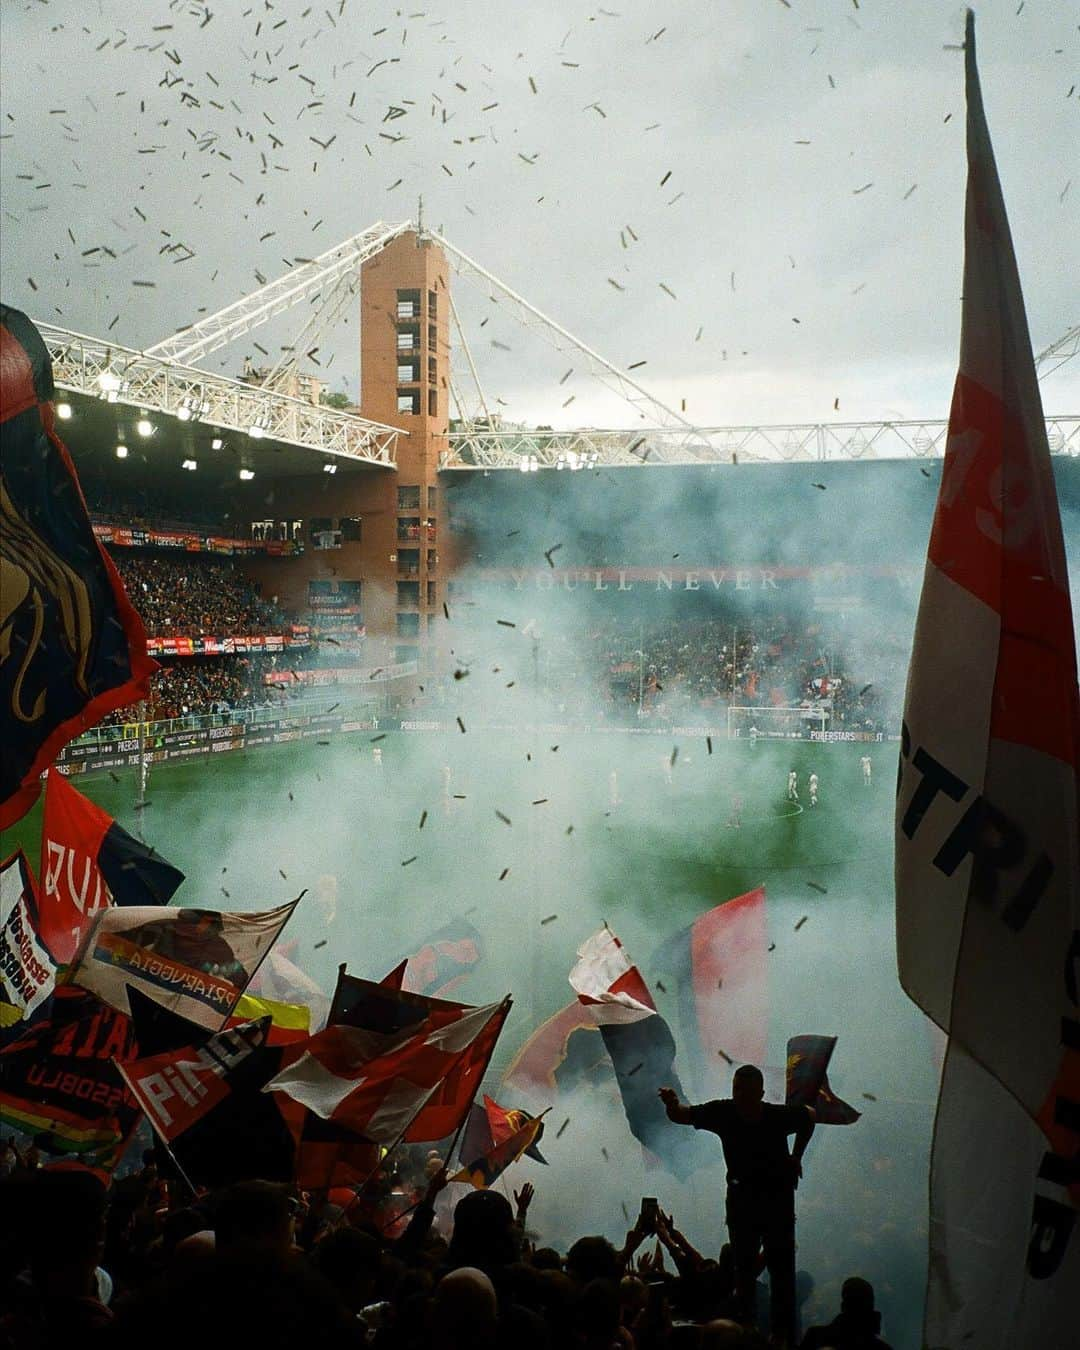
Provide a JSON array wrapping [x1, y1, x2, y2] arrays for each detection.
[[2, 731, 932, 1345]]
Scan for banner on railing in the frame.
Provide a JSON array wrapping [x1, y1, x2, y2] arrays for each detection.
[[55, 710, 380, 776], [264, 662, 415, 687], [92, 523, 303, 556], [144, 632, 310, 656]]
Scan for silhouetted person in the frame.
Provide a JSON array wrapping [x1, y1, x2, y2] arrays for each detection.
[[660, 1065, 815, 1347], [799, 1276, 893, 1350]]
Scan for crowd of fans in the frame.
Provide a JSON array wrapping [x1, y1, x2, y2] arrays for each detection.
[[110, 553, 288, 639], [0, 1140, 894, 1349], [95, 657, 290, 726], [415, 613, 891, 734]]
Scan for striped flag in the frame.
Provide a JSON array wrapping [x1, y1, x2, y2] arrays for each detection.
[[40, 768, 183, 965], [653, 887, 768, 1098], [265, 998, 510, 1143], [570, 926, 701, 1178], [895, 14, 1079, 1346]]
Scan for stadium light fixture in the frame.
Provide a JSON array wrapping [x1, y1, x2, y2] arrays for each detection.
[[56, 401, 73, 420], [239, 467, 255, 481], [248, 422, 266, 439], [323, 462, 337, 474], [136, 417, 154, 438], [182, 458, 198, 471], [176, 404, 192, 422], [98, 370, 121, 394], [211, 436, 224, 450], [115, 443, 128, 459]]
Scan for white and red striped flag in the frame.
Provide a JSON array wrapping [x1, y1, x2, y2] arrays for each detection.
[[895, 12, 1079, 1348], [264, 997, 510, 1144]]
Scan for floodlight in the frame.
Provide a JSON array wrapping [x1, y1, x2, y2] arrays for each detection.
[[239, 468, 255, 481], [115, 444, 128, 459], [136, 417, 153, 437], [56, 402, 73, 420], [182, 458, 197, 471]]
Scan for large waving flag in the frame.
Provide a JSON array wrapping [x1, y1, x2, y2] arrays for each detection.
[[0, 306, 156, 830], [570, 926, 701, 1179], [652, 887, 768, 1098], [0, 984, 139, 1165], [265, 997, 510, 1144], [40, 768, 183, 964], [785, 1035, 859, 1125], [70, 900, 298, 1028], [894, 15, 1080, 1347], [501, 1000, 597, 1099], [396, 917, 484, 998], [0, 849, 55, 1021], [451, 1112, 545, 1191], [116, 1016, 274, 1143], [249, 944, 330, 1030]]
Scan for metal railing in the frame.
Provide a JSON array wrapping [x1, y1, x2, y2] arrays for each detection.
[[37, 323, 404, 467], [67, 695, 373, 747], [442, 416, 1080, 468]]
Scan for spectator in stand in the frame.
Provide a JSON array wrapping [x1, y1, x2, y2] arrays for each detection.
[[799, 1277, 893, 1350], [111, 553, 287, 639]]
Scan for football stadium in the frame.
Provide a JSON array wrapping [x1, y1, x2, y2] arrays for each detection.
[[2, 5, 1078, 1348]]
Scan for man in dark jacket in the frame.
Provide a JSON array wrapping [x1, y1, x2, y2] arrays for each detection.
[[660, 1065, 815, 1347]]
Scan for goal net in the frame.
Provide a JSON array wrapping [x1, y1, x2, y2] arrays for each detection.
[[726, 705, 828, 741]]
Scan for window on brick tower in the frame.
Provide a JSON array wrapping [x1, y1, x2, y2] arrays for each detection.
[[427, 580, 436, 607], [427, 388, 437, 417], [397, 485, 421, 511], [397, 327, 418, 351], [396, 288, 420, 320], [427, 289, 437, 318], [397, 389, 420, 415], [340, 516, 361, 542]]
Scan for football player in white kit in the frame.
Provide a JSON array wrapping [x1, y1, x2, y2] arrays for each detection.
[[787, 769, 799, 802], [860, 754, 872, 787], [808, 772, 819, 807]]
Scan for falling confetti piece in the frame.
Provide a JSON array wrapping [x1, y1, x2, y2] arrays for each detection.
[[794, 915, 809, 930], [807, 882, 828, 894], [457, 716, 466, 733], [499, 868, 510, 880], [541, 914, 558, 925], [862, 1093, 878, 1102], [717, 1048, 733, 1064], [401, 856, 417, 866], [313, 939, 328, 949], [556, 1118, 570, 1139], [495, 810, 512, 826], [419, 810, 428, 829]]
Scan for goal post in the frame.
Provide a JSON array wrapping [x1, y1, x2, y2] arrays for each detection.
[[726, 705, 828, 741]]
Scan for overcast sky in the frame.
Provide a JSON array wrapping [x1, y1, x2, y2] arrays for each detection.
[[1, 0, 1076, 430]]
